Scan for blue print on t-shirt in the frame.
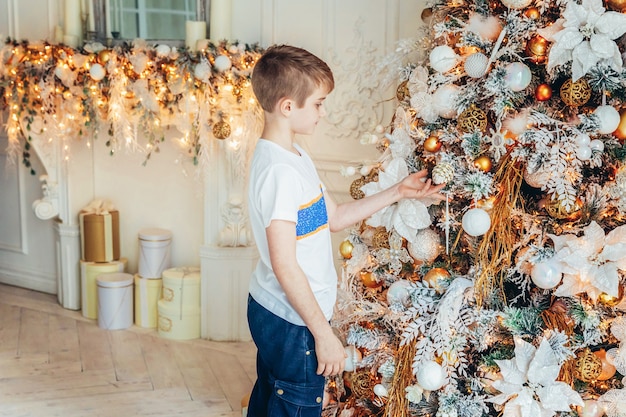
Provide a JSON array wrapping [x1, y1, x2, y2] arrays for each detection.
[[296, 192, 328, 239]]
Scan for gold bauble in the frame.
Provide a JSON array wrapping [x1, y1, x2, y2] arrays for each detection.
[[97, 49, 112, 64], [594, 349, 617, 381], [424, 134, 442, 153], [598, 284, 624, 307], [458, 104, 488, 133], [613, 108, 626, 141], [423, 267, 450, 294], [360, 271, 382, 289], [339, 240, 354, 259], [606, 0, 626, 12], [535, 83, 553, 101], [525, 35, 549, 64], [544, 198, 583, 221], [350, 177, 366, 200], [372, 228, 390, 249], [574, 348, 602, 382], [524, 7, 541, 19], [212, 120, 231, 140], [474, 155, 492, 172], [560, 78, 592, 107], [396, 80, 410, 102]]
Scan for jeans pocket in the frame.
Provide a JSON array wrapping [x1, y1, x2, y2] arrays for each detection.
[[268, 379, 324, 417]]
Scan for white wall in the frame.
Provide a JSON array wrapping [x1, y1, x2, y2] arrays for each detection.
[[0, 0, 426, 295]]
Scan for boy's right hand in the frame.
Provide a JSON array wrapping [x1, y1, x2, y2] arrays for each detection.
[[314, 329, 347, 377]]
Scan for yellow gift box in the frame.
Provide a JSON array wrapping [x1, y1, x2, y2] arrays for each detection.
[[79, 200, 120, 263], [80, 258, 127, 319], [161, 267, 200, 309], [157, 299, 200, 340], [134, 274, 162, 328]]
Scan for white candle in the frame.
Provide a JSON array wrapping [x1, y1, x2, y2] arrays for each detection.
[[104, 0, 111, 37], [186, 21, 206, 51], [65, 0, 83, 42], [88, 0, 96, 32], [209, 0, 232, 41], [63, 34, 79, 48]]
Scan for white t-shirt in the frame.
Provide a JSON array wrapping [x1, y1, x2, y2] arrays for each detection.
[[247, 139, 337, 326]]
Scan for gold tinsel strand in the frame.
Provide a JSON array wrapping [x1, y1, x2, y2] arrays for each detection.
[[541, 306, 575, 384], [384, 343, 416, 417], [475, 156, 524, 306]]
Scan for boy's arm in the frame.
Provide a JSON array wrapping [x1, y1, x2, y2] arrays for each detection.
[[326, 169, 447, 232], [266, 219, 346, 377]]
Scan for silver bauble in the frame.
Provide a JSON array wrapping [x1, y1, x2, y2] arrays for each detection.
[[408, 228, 441, 263]]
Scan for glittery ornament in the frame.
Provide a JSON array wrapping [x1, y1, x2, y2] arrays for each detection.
[[372, 228, 390, 249], [560, 78, 591, 107], [212, 120, 231, 139], [574, 348, 602, 382], [545, 198, 583, 221], [396, 80, 410, 102], [350, 177, 366, 200], [408, 228, 441, 263], [339, 240, 354, 259], [464, 52, 489, 78], [458, 104, 488, 133], [432, 162, 454, 185]]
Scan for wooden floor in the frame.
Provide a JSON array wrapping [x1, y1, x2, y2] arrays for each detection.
[[0, 283, 256, 417]]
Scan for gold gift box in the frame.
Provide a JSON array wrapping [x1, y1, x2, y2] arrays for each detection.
[[79, 210, 120, 262]]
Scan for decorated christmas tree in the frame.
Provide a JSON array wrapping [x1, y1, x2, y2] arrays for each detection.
[[329, 1, 626, 417]]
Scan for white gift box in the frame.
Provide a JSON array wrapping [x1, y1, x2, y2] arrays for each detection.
[[97, 272, 134, 330], [138, 228, 172, 278]]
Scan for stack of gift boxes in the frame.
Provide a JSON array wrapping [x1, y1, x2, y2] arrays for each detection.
[[79, 201, 200, 339]]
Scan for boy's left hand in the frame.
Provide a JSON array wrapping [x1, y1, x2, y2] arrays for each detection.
[[399, 169, 448, 204]]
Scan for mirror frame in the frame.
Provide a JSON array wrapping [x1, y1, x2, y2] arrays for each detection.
[[90, 0, 211, 46]]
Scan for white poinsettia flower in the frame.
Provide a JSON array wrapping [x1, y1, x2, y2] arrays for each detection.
[[361, 158, 432, 242], [539, 0, 626, 81], [488, 337, 583, 417], [408, 66, 439, 123], [549, 221, 626, 301]]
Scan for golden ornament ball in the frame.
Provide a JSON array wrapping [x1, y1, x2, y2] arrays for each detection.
[[97, 49, 112, 64], [212, 120, 231, 140], [525, 35, 549, 64], [474, 155, 492, 172], [349, 177, 366, 200], [598, 284, 623, 307], [372, 228, 390, 249], [423, 267, 450, 294], [396, 80, 410, 102], [545, 198, 583, 221], [535, 83, 553, 101], [458, 104, 488, 133], [339, 240, 354, 259], [424, 134, 442, 153], [613, 108, 626, 141], [574, 348, 602, 382], [606, 0, 626, 12], [560, 78, 592, 107], [360, 271, 382, 289], [593, 349, 617, 381], [524, 7, 541, 19]]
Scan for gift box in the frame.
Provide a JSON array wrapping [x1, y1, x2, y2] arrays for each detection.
[[97, 272, 134, 330], [79, 200, 120, 263], [161, 267, 200, 309], [137, 228, 172, 278], [134, 274, 162, 328], [157, 299, 200, 340], [80, 258, 127, 319]]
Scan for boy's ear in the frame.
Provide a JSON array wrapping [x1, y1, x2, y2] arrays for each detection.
[[277, 97, 293, 115]]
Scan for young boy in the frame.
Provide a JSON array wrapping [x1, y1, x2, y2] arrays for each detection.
[[247, 44, 446, 417]]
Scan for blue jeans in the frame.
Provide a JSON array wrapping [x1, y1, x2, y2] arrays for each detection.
[[247, 295, 325, 417]]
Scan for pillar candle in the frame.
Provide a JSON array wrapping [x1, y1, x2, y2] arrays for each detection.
[[65, 0, 83, 43], [209, 0, 232, 41], [88, 0, 96, 32], [104, 0, 111, 37], [186, 20, 207, 51]]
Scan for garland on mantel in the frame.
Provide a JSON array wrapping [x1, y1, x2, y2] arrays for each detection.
[[0, 38, 264, 173]]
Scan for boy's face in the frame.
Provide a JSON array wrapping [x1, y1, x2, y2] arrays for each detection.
[[288, 87, 328, 136]]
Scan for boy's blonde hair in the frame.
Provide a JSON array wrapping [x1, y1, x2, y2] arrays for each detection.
[[251, 44, 334, 112]]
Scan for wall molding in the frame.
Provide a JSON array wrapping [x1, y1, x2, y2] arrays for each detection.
[[0, 262, 56, 294]]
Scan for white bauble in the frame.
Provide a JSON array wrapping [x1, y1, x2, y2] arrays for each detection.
[[594, 105, 621, 134], [89, 63, 106, 81], [574, 133, 591, 146], [373, 384, 389, 397], [530, 260, 562, 289], [387, 280, 412, 306], [408, 228, 442, 263], [429, 45, 459, 73], [417, 361, 446, 391], [464, 52, 489, 78], [501, 0, 532, 9], [344, 345, 362, 372], [504, 62, 532, 92], [590, 139, 605, 152], [214, 54, 232, 72], [581, 400, 605, 417], [576, 145, 592, 161], [432, 84, 459, 118], [155, 44, 171, 57], [462, 208, 491, 237]]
